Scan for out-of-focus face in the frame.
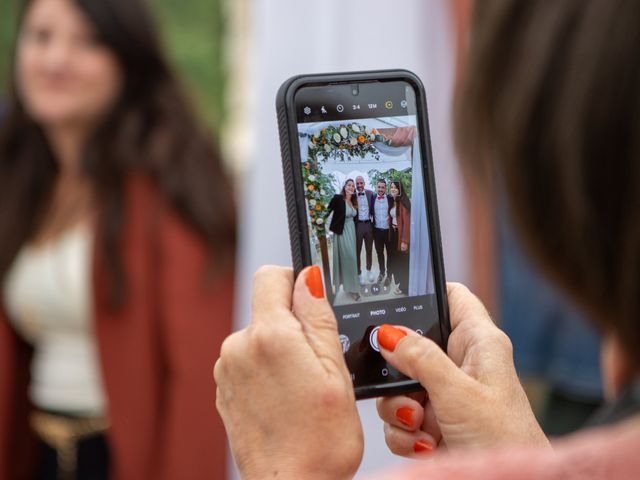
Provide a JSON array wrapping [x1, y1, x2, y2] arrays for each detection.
[[16, 0, 123, 128], [377, 182, 386, 197], [355, 176, 365, 192], [390, 183, 399, 198], [345, 180, 355, 196]]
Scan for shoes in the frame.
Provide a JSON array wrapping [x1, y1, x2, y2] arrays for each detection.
[[367, 270, 375, 283]]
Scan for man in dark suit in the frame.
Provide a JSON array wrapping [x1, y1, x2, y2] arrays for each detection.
[[371, 178, 393, 283], [355, 175, 375, 284]]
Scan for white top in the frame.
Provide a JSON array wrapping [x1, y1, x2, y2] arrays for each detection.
[[374, 195, 390, 229], [356, 191, 370, 221], [2, 226, 107, 415], [390, 206, 397, 227]]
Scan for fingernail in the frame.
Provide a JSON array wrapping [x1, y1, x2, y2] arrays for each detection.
[[377, 324, 407, 352], [413, 440, 433, 454], [305, 266, 324, 299], [395, 406, 413, 427]]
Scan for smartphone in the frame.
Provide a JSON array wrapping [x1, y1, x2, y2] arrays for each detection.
[[276, 70, 450, 399]]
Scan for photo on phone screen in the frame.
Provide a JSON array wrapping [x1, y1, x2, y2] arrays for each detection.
[[283, 75, 447, 396], [297, 115, 434, 305]]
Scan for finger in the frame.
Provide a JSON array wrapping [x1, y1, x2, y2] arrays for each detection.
[[446, 282, 493, 329], [421, 400, 442, 446], [251, 266, 295, 325], [292, 266, 346, 375], [383, 423, 437, 459], [376, 396, 424, 432], [377, 325, 472, 404]]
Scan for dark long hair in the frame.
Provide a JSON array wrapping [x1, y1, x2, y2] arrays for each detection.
[[390, 180, 411, 212], [0, 0, 236, 307], [455, 0, 640, 365], [340, 178, 356, 205]]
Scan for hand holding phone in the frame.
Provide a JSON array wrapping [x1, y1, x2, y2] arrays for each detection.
[[277, 70, 450, 399]]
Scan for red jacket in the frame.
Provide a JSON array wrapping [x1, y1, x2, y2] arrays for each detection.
[[0, 176, 233, 480], [394, 202, 411, 250]]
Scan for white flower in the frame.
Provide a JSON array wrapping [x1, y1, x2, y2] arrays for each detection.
[[320, 190, 326, 195], [309, 199, 316, 206], [369, 133, 375, 141], [350, 138, 357, 146], [309, 142, 317, 149], [333, 133, 341, 143], [340, 127, 348, 138], [351, 124, 361, 133], [365, 126, 371, 134], [316, 218, 324, 225], [308, 174, 316, 181], [324, 144, 331, 152]]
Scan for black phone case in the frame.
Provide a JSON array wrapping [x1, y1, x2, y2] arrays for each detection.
[[276, 69, 451, 399]]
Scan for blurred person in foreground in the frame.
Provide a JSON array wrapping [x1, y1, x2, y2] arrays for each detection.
[[214, 0, 640, 478], [0, 0, 235, 478]]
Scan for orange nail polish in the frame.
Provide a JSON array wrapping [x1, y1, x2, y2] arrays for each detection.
[[305, 266, 324, 299], [377, 324, 407, 352], [395, 406, 413, 427], [413, 440, 433, 454]]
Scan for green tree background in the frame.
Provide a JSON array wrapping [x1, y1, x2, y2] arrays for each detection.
[[0, 0, 227, 129], [368, 168, 413, 199]]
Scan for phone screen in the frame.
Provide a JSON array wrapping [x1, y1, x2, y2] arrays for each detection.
[[293, 80, 444, 393]]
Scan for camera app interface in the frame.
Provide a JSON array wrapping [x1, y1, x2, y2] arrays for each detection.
[[295, 81, 443, 390]]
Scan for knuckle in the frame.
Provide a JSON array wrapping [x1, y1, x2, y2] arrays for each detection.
[[253, 265, 292, 286], [253, 264, 275, 281], [219, 330, 243, 359], [315, 378, 349, 411], [376, 397, 393, 421], [491, 328, 513, 354], [212, 358, 223, 383], [383, 424, 408, 456], [248, 323, 289, 358], [403, 337, 435, 371], [447, 281, 469, 294], [249, 324, 272, 354]]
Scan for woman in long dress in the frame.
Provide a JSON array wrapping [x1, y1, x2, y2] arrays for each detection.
[[327, 179, 360, 301]]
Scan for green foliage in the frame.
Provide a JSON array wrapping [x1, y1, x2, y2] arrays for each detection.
[[301, 160, 335, 236], [0, 0, 226, 130], [154, 0, 227, 129], [302, 123, 388, 163], [0, 1, 19, 91], [368, 168, 413, 199], [301, 122, 390, 236]]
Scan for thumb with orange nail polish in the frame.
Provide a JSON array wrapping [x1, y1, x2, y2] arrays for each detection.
[[377, 324, 407, 352]]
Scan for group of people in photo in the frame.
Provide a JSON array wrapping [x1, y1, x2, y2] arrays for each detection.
[[327, 175, 411, 302]]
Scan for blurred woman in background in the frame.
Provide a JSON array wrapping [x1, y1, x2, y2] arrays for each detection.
[[388, 179, 410, 295], [0, 0, 235, 478]]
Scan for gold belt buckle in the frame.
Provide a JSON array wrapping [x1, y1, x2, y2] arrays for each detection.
[[30, 411, 109, 480]]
